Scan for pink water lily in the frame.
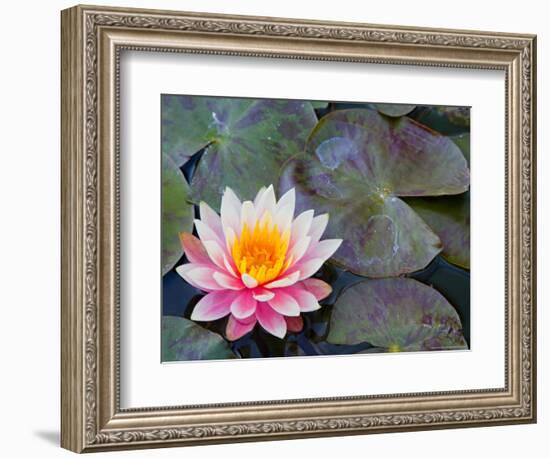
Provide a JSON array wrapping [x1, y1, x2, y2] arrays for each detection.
[[176, 185, 342, 340]]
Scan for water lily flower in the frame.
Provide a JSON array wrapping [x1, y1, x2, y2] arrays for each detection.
[[176, 185, 342, 340]]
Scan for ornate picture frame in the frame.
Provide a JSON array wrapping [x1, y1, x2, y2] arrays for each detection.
[[61, 4, 537, 453]]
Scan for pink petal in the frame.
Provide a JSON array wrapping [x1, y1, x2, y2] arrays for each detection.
[[307, 239, 342, 262], [264, 271, 300, 289], [202, 239, 231, 271], [191, 290, 237, 321], [290, 210, 314, 247], [213, 271, 243, 290], [303, 278, 332, 301], [308, 214, 329, 245], [194, 219, 222, 245], [267, 290, 300, 316], [179, 233, 211, 265], [176, 264, 223, 291], [230, 290, 257, 319], [252, 288, 275, 302], [241, 273, 258, 289], [226, 314, 256, 341], [256, 302, 287, 338], [286, 285, 320, 312], [199, 201, 224, 241], [285, 315, 304, 333], [220, 187, 242, 234]]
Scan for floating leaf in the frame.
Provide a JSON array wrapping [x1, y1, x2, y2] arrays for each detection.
[[279, 109, 469, 277], [406, 134, 470, 268], [162, 153, 194, 275], [162, 316, 237, 361], [373, 103, 416, 117], [409, 106, 470, 136], [327, 278, 467, 351], [310, 101, 329, 109], [162, 94, 318, 210]]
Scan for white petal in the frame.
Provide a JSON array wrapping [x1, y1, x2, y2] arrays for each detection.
[[264, 271, 300, 289], [199, 201, 224, 240], [287, 236, 311, 265], [308, 239, 342, 262], [220, 187, 242, 233], [294, 258, 324, 280], [252, 289, 275, 302], [290, 210, 314, 246], [224, 226, 237, 251], [202, 240, 227, 270], [274, 203, 294, 232], [194, 219, 220, 244], [276, 187, 296, 216], [253, 186, 267, 206], [309, 214, 329, 244], [241, 273, 258, 288], [240, 200, 257, 231], [255, 184, 276, 219]]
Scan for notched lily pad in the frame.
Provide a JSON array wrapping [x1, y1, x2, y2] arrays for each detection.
[[373, 103, 416, 117], [162, 153, 194, 275], [162, 316, 237, 361], [279, 109, 469, 277], [327, 278, 468, 351], [162, 94, 318, 210], [406, 134, 470, 268]]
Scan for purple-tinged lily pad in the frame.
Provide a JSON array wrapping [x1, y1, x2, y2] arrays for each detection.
[[327, 278, 467, 351], [279, 109, 469, 277], [162, 94, 318, 210], [409, 105, 470, 136], [162, 316, 237, 361], [405, 134, 470, 268], [373, 103, 416, 117], [162, 154, 194, 275]]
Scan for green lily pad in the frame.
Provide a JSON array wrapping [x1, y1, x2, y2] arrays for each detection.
[[327, 278, 467, 351], [162, 153, 194, 275], [161, 94, 318, 210], [409, 105, 470, 136], [162, 316, 237, 361], [373, 103, 416, 117], [405, 134, 470, 269], [279, 109, 469, 277], [311, 101, 329, 109]]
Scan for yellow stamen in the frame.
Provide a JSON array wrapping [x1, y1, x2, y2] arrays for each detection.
[[231, 211, 291, 285]]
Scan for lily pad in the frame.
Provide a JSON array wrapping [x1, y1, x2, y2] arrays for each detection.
[[162, 153, 194, 275], [406, 134, 470, 268], [279, 109, 469, 277], [327, 278, 467, 351], [409, 105, 470, 136], [373, 103, 416, 117], [310, 101, 329, 109], [162, 316, 237, 361], [162, 94, 318, 210]]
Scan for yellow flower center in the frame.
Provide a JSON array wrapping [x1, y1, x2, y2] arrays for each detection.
[[231, 212, 292, 285]]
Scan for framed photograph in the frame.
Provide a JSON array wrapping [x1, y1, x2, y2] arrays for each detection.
[[61, 4, 537, 453]]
